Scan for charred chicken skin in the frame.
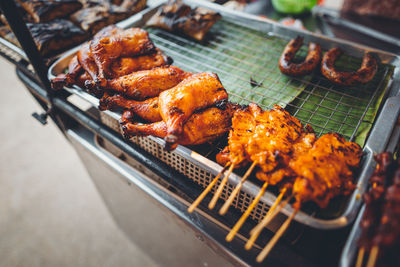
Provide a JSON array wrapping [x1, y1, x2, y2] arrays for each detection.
[[90, 26, 156, 86], [122, 102, 238, 149], [158, 72, 229, 145], [109, 48, 172, 77], [103, 66, 190, 99]]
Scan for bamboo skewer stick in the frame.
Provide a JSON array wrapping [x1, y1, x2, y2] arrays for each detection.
[[256, 209, 298, 262], [219, 162, 257, 215], [188, 163, 230, 213], [355, 247, 365, 267], [245, 193, 290, 250], [366, 246, 379, 267], [250, 188, 288, 236], [226, 181, 269, 242], [208, 163, 235, 209]]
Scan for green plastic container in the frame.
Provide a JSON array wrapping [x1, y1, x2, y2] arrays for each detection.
[[272, 0, 317, 14]]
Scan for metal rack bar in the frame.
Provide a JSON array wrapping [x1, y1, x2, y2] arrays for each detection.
[[0, 0, 53, 111]]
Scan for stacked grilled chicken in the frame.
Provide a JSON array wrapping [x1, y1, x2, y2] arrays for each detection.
[[52, 25, 237, 150]]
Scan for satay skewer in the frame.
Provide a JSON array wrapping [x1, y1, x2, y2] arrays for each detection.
[[256, 209, 298, 262], [245, 193, 290, 250], [355, 247, 365, 267], [219, 162, 257, 215], [188, 163, 230, 213], [226, 181, 268, 242], [209, 163, 236, 209], [366, 246, 379, 267]]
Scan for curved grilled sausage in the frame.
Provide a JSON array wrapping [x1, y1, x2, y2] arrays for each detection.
[[321, 48, 378, 86], [279, 36, 322, 76]]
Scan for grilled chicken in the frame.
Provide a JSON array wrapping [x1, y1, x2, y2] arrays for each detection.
[[103, 66, 190, 99], [122, 103, 238, 150], [158, 72, 229, 144], [90, 26, 156, 86], [109, 48, 172, 77], [99, 94, 162, 122]]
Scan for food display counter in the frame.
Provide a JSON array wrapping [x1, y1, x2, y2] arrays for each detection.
[[1, 0, 399, 266]]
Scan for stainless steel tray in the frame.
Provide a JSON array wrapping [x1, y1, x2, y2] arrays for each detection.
[[48, 0, 400, 229], [339, 101, 400, 267]]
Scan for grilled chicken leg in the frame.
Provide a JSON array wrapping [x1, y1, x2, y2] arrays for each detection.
[[103, 66, 190, 99], [122, 103, 238, 150], [99, 94, 162, 122]]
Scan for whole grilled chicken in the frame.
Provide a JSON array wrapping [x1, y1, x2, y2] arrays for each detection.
[[90, 25, 156, 86], [103, 66, 191, 99], [158, 72, 229, 145], [122, 102, 238, 150]]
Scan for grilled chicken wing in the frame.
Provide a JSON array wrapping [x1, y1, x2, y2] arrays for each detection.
[[158, 72, 229, 144], [52, 55, 84, 89], [90, 26, 156, 86], [122, 103, 238, 150], [99, 94, 162, 122], [103, 66, 190, 99]]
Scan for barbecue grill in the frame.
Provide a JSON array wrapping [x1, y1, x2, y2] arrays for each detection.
[[2, 0, 400, 266]]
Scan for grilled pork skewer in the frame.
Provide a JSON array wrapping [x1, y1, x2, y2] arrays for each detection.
[[366, 158, 400, 267], [356, 152, 394, 267]]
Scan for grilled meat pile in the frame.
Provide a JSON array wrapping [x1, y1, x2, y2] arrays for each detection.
[[51, 25, 236, 150], [216, 103, 362, 209], [0, 0, 147, 57]]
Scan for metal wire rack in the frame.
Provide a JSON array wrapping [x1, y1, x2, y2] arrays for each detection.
[[146, 18, 392, 148], [49, 4, 398, 227]]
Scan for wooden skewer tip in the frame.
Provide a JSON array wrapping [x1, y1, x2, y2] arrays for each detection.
[[256, 210, 298, 263], [187, 163, 230, 213]]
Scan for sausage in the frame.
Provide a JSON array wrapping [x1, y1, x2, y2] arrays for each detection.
[[279, 36, 322, 76], [321, 48, 378, 86]]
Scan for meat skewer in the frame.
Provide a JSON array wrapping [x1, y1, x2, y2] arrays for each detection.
[[365, 158, 400, 267], [356, 152, 394, 267]]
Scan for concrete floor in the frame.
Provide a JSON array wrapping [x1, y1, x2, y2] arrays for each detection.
[[0, 57, 158, 267]]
